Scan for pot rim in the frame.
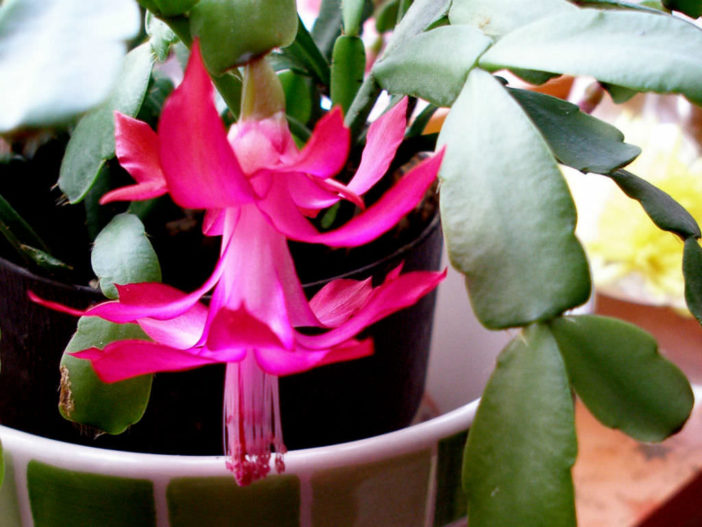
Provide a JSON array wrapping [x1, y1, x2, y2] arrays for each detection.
[[301, 209, 441, 289], [0, 210, 441, 294], [0, 397, 477, 479]]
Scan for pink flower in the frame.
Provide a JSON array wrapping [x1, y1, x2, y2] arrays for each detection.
[[36, 42, 445, 485]]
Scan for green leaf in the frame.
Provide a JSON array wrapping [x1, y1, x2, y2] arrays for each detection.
[[449, 0, 576, 38], [136, 75, 175, 128], [463, 324, 576, 527], [437, 69, 591, 329], [91, 213, 162, 300], [212, 72, 243, 120], [508, 69, 561, 86], [60, 318, 153, 435], [0, 0, 141, 132], [342, 0, 365, 35], [312, 0, 343, 59], [407, 103, 438, 137], [146, 11, 179, 62], [58, 43, 153, 204], [140, 0, 199, 16], [0, 193, 71, 273], [373, 25, 492, 107], [189, 0, 298, 75], [550, 315, 694, 441], [601, 82, 638, 103], [382, 0, 451, 58], [0, 191, 49, 253], [269, 52, 312, 76], [83, 163, 115, 241], [331, 36, 366, 115], [18, 245, 72, 274], [642, 0, 667, 9], [575, 0, 666, 12], [479, 9, 702, 104], [283, 16, 331, 86], [607, 170, 701, 239], [509, 88, 641, 173], [683, 238, 702, 324], [280, 71, 313, 124], [0, 437, 4, 488], [375, 0, 400, 33], [662, 0, 702, 17]]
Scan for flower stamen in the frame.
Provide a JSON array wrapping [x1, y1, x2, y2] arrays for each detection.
[[224, 356, 286, 485]]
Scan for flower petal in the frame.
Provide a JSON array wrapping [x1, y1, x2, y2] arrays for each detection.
[[347, 98, 407, 196], [137, 302, 208, 349], [254, 338, 373, 376], [203, 208, 225, 236], [228, 113, 296, 173], [206, 206, 309, 347], [102, 113, 168, 204], [283, 107, 349, 177], [27, 291, 87, 317], [296, 268, 446, 350], [309, 277, 373, 327], [159, 40, 255, 209], [263, 149, 444, 247], [71, 340, 224, 383], [100, 180, 168, 204], [87, 258, 225, 323], [206, 305, 286, 351], [285, 173, 341, 211]]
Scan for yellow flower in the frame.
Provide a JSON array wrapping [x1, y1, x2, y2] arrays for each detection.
[[586, 109, 702, 313]]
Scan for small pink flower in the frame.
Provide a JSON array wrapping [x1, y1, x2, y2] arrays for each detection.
[[35, 42, 445, 485]]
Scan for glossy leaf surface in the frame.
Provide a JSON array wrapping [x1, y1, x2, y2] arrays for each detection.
[[0, 192, 49, 255], [607, 170, 701, 239], [60, 318, 153, 435], [190, 0, 298, 75], [509, 88, 641, 174], [283, 16, 331, 86], [312, 0, 343, 59], [146, 11, 179, 62], [437, 69, 590, 328], [683, 238, 702, 324], [463, 324, 576, 527], [449, 0, 576, 38], [138, 0, 198, 16], [58, 44, 153, 203], [480, 9, 702, 104], [280, 72, 313, 125], [374, 25, 491, 107], [17, 246, 72, 274], [91, 213, 162, 300], [382, 0, 451, 57], [342, 0, 365, 35], [662, 0, 702, 17], [331, 36, 366, 115], [0, 0, 140, 132], [550, 315, 693, 441]]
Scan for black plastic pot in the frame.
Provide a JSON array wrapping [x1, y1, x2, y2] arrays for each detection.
[[0, 211, 442, 454]]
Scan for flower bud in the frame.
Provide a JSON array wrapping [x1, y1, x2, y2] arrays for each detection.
[[190, 0, 298, 76], [138, 0, 200, 17]]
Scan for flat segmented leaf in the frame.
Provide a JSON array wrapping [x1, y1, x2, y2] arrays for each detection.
[[463, 324, 577, 527], [438, 69, 590, 329]]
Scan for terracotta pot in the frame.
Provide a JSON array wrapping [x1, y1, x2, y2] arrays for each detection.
[[0, 211, 443, 453]]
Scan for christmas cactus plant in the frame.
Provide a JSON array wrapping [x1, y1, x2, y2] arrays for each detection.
[[2, 0, 702, 525]]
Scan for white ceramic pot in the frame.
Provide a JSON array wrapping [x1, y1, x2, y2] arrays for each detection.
[[0, 264, 509, 527]]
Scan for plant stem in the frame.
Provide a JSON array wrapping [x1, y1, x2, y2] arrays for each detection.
[[344, 74, 381, 144]]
